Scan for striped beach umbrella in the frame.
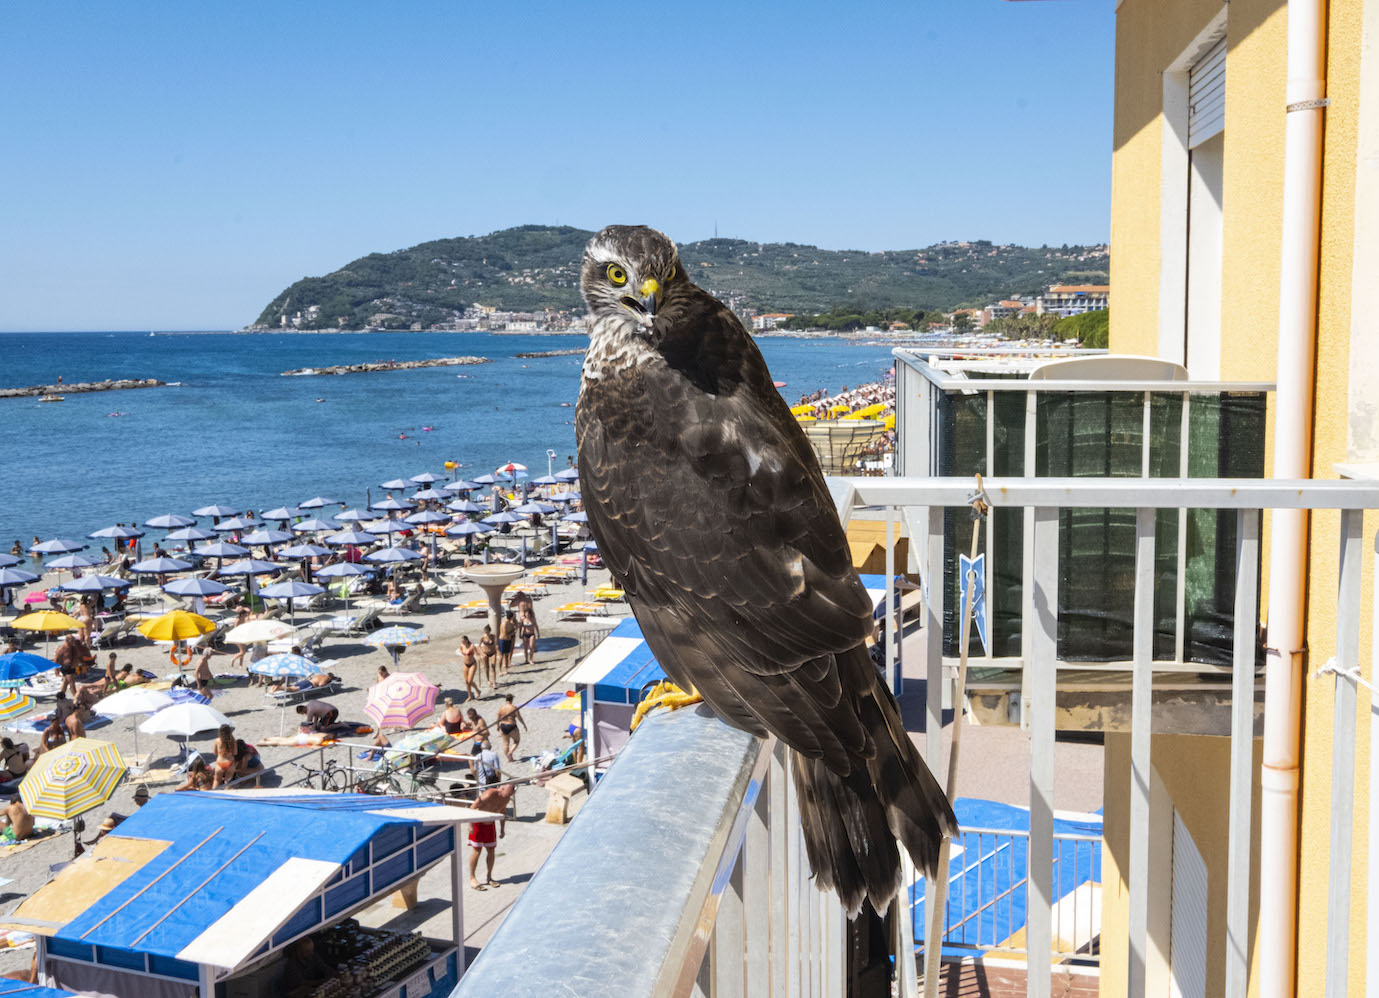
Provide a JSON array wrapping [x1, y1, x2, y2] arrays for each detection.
[[20, 738, 126, 820], [364, 672, 439, 730], [0, 689, 34, 721], [248, 653, 319, 678], [364, 626, 429, 665]]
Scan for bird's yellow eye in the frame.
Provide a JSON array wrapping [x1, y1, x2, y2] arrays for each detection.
[[606, 264, 628, 286]]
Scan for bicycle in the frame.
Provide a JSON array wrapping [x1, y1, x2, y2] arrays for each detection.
[[354, 753, 441, 798], [289, 757, 349, 792]]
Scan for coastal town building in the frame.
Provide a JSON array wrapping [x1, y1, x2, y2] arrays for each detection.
[[751, 312, 795, 331], [1033, 284, 1110, 316]]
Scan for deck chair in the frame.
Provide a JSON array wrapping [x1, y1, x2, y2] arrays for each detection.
[[395, 590, 424, 615]]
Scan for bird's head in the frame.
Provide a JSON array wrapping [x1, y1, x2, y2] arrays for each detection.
[[581, 225, 682, 337]]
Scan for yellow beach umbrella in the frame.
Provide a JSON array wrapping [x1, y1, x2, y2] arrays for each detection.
[[796, 414, 817, 422], [137, 609, 215, 642], [884, 415, 896, 429], [11, 611, 82, 633], [20, 737, 126, 820], [829, 404, 851, 414], [789, 403, 815, 416]]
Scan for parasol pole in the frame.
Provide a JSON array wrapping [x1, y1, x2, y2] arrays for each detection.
[[923, 475, 990, 996]]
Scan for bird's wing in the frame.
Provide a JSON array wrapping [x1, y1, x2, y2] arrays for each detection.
[[577, 311, 877, 761]]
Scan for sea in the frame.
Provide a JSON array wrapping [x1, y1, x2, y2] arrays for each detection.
[[0, 331, 895, 546]]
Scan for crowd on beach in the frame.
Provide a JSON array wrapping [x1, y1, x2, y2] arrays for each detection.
[[793, 378, 896, 421]]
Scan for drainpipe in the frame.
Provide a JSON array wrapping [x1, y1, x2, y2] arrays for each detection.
[[1260, 0, 1327, 994]]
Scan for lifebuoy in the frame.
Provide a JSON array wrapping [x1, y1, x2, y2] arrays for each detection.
[[169, 644, 192, 667]]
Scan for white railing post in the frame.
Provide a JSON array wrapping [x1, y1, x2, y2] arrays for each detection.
[[1128, 507, 1157, 998], [1225, 510, 1260, 998], [1027, 506, 1059, 998], [1325, 509, 1363, 996]]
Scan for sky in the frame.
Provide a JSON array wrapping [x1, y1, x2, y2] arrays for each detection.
[[0, 2, 1115, 331]]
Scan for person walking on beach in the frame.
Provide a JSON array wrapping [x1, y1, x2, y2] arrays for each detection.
[[465, 708, 490, 746], [458, 636, 480, 701], [478, 625, 497, 691], [495, 694, 526, 762], [497, 611, 517, 676], [518, 600, 538, 666]]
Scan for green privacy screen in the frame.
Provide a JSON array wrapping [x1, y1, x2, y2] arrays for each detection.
[[936, 390, 1266, 667]]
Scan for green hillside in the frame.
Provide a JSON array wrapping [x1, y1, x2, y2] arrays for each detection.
[[250, 224, 1108, 331]]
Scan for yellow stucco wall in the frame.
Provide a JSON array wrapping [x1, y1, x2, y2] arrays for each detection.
[[1107, 0, 1366, 994]]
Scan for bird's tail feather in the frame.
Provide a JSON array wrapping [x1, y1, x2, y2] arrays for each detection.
[[791, 670, 957, 918]]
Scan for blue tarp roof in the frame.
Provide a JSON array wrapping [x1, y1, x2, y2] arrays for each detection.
[[47, 793, 449, 968], [574, 574, 895, 704]]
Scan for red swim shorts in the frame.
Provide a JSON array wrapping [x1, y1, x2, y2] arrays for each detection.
[[468, 820, 497, 848]]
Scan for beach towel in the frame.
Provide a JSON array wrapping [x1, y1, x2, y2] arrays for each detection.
[[527, 690, 576, 709], [3, 714, 111, 735]]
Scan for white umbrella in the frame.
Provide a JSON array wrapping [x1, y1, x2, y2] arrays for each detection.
[[100, 688, 176, 768], [225, 619, 296, 644], [140, 702, 232, 760]]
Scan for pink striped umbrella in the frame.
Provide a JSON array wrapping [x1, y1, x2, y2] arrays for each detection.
[[363, 672, 440, 730]]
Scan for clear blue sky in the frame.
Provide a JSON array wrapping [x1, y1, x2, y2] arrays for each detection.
[[0, 1, 1114, 331]]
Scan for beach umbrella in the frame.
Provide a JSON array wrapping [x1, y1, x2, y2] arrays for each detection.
[[469, 474, 497, 485], [277, 543, 333, 559], [365, 519, 411, 535], [0, 567, 40, 587], [483, 511, 527, 525], [20, 738, 126, 820], [55, 574, 130, 593], [30, 538, 86, 555], [445, 521, 495, 537], [240, 528, 294, 546], [0, 651, 59, 688], [442, 479, 480, 493], [193, 541, 250, 559], [554, 467, 580, 481], [164, 526, 217, 543], [315, 562, 371, 579], [548, 490, 580, 502], [0, 689, 34, 721], [364, 672, 439, 729], [258, 580, 325, 625], [364, 626, 429, 665], [192, 504, 240, 518], [12, 611, 82, 655], [364, 546, 423, 565], [410, 488, 446, 501], [380, 478, 415, 491], [335, 508, 371, 522], [405, 510, 450, 525], [298, 496, 342, 509], [162, 578, 231, 611], [100, 687, 177, 766], [137, 609, 214, 642], [218, 558, 279, 575], [88, 524, 145, 540], [44, 552, 100, 571], [511, 502, 557, 515], [164, 686, 212, 707], [225, 619, 296, 644], [325, 529, 377, 546], [496, 462, 528, 476], [140, 703, 232, 759], [0, 554, 20, 568], [530, 474, 560, 486], [370, 497, 416, 512], [213, 516, 256, 532], [562, 511, 589, 523], [446, 499, 484, 514], [409, 472, 442, 484], [248, 653, 319, 679], [291, 518, 337, 533], [130, 556, 193, 574], [144, 514, 196, 530], [261, 507, 303, 521]]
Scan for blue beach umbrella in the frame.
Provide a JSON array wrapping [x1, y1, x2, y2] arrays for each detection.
[[380, 478, 415, 491], [511, 502, 557, 515], [446, 521, 495, 536], [298, 496, 342, 509], [446, 500, 484, 514], [218, 558, 280, 576], [325, 529, 378, 546], [0, 567, 40, 587], [130, 557, 193, 574], [45, 553, 101, 571], [249, 653, 318, 678], [365, 520, 411, 536], [193, 541, 250, 559], [278, 542, 333, 559], [335, 508, 371, 522], [469, 474, 497, 485], [483, 511, 527, 525], [192, 504, 240, 518], [315, 561, 372, 614], [165, 526, 217, 542], [213, 516, 256, 532], [291, 518, 337, 533], [0, 651, 60, 688], [365, 546, 423, 564], [258, 580, 326, 625], [88, 524, 145, 540], [30, 538, 85, 555], [409, 472, 442, 484], [370, 497, 416, 512], [145, 514, 196, 530], [240, 529, 294, 546], [530, 474, 560, 486], [55, 575, 130, 593], [548, 490, 580, 503], [410, 488, 446, 501], [442, 480, 481, 493], [0, 554, 20, 569], [555, 467, 580, 481], [562, 511, 589, 523], [405, 510, 451, 525], [163, 577, 231, 597], [260, 507, 303, 522]]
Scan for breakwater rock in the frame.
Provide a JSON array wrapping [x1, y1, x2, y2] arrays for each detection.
[[514, 348, 586, 359], [281, 356, 489, 377], [0, 378, 165, 399]]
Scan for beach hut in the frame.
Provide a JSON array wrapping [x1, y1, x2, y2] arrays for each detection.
[[1, 792, 490, 998], [563, 574, 899, 769]]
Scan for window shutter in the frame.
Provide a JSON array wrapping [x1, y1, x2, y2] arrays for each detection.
[[1188, 36, 1227, 148], [1169, 811, 1209, 998]]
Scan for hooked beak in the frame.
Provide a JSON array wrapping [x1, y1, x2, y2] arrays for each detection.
[[638, 278, 660, 317]]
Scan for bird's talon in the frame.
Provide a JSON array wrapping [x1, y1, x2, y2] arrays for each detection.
[[629, 681, 703, 732]]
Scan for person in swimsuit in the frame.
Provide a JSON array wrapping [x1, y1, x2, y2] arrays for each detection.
[[212, 725, 238, 788], [495, 693, 527, 762], [478, 625, 497, 690], [497, 612, 516, 676], [457, 636, 480, 701], [175, 758, 213, 792], [518, 603, 538, 666], [440, 698, 467, 735], [465, 708, 490, 746]]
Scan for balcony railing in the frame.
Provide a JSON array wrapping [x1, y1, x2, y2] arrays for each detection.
[[450, 475, 1379, 998]]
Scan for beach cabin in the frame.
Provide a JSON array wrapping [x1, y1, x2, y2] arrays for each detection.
[[1, 792, 492, 998], [563, 574, 901, 767]]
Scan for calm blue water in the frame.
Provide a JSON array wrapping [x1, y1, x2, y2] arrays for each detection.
[[0, 331, 893, 544]]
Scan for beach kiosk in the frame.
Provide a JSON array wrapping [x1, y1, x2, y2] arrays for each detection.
[[564, 574, 900, 769], [1, 791, 493, 998]]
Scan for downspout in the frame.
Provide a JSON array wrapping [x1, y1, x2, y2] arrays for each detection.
[[1261, 0, 1328, 994]]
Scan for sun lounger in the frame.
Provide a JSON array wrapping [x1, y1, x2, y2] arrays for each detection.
[[265, 675, 342, 705], [455, 600, 489, 617], [586, 587, 625, 602], [556, 602, 609, 620]]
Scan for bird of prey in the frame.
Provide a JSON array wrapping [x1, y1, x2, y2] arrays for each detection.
[[574, 225, 956, 915]]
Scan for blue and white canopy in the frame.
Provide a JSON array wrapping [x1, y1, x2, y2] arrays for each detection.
[[567, 574, 894, 704]]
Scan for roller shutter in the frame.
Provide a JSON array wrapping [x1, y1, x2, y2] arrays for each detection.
[[1188, 36, 1226, 148]]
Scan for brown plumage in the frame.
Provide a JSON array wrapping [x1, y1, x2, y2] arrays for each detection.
[[575, 225, 956, 915]]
